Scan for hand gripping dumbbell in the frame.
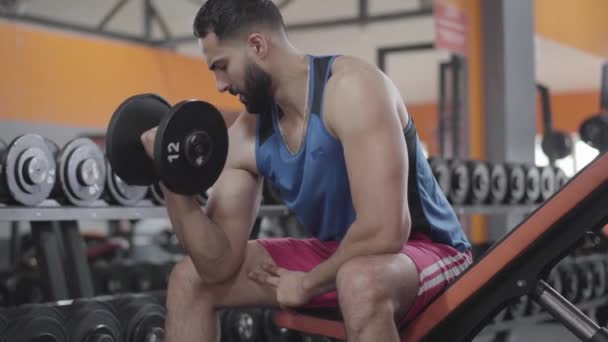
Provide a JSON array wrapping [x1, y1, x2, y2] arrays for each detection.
[[45, 137, 107, 206], [106, 94, 228, 196], [0, 135, 56, 206]]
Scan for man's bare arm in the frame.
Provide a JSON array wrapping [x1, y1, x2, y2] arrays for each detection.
[[162, 114, 262, 284], [303, 62, 412, 295]]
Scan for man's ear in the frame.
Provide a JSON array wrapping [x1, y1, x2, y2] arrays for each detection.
[[247, 33, 269, 59]]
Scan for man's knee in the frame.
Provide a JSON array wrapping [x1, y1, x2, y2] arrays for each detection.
[[168, 258, 213, 302], [336, 257, 394, 320]]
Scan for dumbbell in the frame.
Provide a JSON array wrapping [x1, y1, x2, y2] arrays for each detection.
[[505, 163, 526, 204], [105, 161, 149, 206], [427, 157, 451, 197], [106, 93, 228, 196], [489, 163, 508, 204], [45, 137, 107, 206], [62, 299, 122, 342], [113, 295, 166, 342], [538, 166, 556, 201], [591, 259, 608, 298], [554, 167, 569, 190], [261, 308, 295, 342], [574, 261, 595, 302], [523, 164, 541, 204], [0, 135, 56, 206], [448, 160, 471, 205], [579, 114, 608, 152], [222, 308, 262, 342], [558, 262, 581, 303], [469, 160, 491, 204], [3, 305, 68, 342]]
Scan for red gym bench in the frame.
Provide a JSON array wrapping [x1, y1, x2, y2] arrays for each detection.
[[274, 152, 608, 342]]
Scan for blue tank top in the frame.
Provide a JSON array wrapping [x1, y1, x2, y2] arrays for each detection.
[[255, 55, 471, 252]]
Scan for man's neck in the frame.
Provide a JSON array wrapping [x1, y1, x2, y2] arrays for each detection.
[[270, 50, 310, 121]]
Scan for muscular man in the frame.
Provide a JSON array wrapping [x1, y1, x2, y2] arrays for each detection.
[[141, 1, 472, 341]]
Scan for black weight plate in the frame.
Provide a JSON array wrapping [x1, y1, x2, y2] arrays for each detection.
[[262, 309, 292, 342], [594, 260, 608, 298], [428, 157, 451, 196], [524, 165, 541, 204], [506, 164, 525, 204], [0, 139, 9, 202], [114, 296, 166, 342], [554, 167, 569, 190], [58, 138, 106, 206], [224, 309, 261, 342], [155, 100, 228, 195], [539, 166, 556, 201], [470, 161, 490, 204], [149, 183, 165, 205], [489, 163, 508, 204], [579, 114, 608, 151], [105, 161, 148, 206], [106, 94, 170, 186], [559, 263, 580, 303], [449, 160, 470, 205], [4, 306, 67, 342], [3, 134, 56, 206], [63, 300, 121, 342], [576, 261, 594, 302]]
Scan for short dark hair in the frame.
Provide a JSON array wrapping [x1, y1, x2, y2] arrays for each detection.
[[193, 0, 285, 40]]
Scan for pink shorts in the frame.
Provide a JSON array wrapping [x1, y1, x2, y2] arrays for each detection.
[[257, 232, 472, 324]]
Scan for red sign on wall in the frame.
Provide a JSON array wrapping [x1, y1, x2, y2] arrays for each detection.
[[434, 1, 468, 56]]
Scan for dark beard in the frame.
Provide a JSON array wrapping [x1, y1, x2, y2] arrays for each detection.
[[241, 62, 274, 115]]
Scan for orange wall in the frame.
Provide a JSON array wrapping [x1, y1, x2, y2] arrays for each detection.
[[535, 0, 608, 58], [0, 22, 242, 128]]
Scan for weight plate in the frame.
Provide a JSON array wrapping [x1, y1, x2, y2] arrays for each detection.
[[262, 309, 292, 342], [57, 138, 106, 206], [105, 161, 148, 206], [149, 183, 165, 205], [106, 94, 170, 186], [579, 114, 608, 151], [470, 161, 490, 204], [524, 165, 541, 204], [2, 134, 56, 206], [428, 157, 451, 196], [63, 300, 121, 342], [489, 163, 508, 204], [554, 167, 569, 190], [224, 309, 261, 342], [507, 164, 525, 204], [576, 261, 594, 302], [114, 297, 166, 342], [4, 306, 68, 342], [155, 100, 229, 195], [595, 260, 608, 298], [539, 166, 556, 201], [449, 160, 470, 205]]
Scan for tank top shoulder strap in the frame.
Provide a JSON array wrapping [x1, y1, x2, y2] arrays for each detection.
[[310, 55, 340, 118]]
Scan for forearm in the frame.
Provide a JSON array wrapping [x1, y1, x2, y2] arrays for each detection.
[[303, 221, 406, 297], [161, 185, 233, 283]]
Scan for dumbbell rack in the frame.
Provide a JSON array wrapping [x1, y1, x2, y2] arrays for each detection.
[[0, 201, 291, 303]]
